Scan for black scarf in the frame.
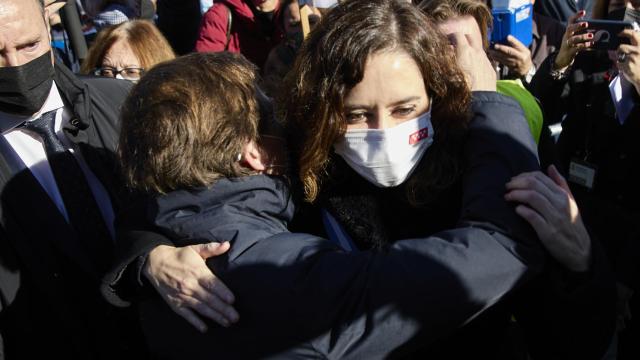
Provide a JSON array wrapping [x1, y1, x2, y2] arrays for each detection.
[[318, 154, 463, 251]]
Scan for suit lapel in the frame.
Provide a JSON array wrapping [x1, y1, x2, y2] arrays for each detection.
[[0, 137, 100, 279]]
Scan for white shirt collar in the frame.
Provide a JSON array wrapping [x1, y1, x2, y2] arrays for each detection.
[[0, 81, 64, 134]]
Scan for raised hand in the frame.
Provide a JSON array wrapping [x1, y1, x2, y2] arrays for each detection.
[[555, 10, 593, 70], [450, 31, 497, 91]]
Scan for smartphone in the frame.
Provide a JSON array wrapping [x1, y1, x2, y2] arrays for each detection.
[[582, 19, 634, 50]]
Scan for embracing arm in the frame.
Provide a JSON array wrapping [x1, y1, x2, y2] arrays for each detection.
[[102, 200, 238, 331], [211, 92, 544, 358]]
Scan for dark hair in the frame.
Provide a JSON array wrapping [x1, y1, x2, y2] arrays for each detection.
[[119, 52, 261, 194], [282, 0, 471, 203]]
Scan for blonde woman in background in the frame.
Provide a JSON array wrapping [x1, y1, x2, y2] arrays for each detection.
[[81, 19, 175, 82]]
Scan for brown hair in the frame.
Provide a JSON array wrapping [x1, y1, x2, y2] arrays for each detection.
[[119, 52, 261, 194], [81, 20, 175, 75], [282, 0, 471, 203], [418, 0, 493, 49]]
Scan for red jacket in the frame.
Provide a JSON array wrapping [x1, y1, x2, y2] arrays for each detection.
[[195, 0, 284, 69]]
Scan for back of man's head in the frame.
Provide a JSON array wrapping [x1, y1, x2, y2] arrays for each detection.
[[119, 52, 263, 194]]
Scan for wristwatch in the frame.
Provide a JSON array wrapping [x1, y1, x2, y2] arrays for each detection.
[[524, 63, 537, 83]]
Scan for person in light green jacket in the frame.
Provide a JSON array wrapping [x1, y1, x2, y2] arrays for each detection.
[[421, 0, 545, 145], [497, 78, 543, 143]]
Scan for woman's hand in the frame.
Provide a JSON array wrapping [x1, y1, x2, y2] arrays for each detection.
[[617, 29, 640, 95], [505, 165, 592, 272], [143, 242, 239, 332], [450, 32, 497, 91], [555, 11, 593, 70]]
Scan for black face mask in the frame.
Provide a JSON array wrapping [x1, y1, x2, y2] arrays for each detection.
[[0, 51, 54, 117]]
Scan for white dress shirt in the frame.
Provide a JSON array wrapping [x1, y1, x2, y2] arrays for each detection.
[[0, 82, 115, 239]]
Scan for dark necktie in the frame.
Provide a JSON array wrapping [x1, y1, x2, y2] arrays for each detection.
[[22, 110, 113, 273]]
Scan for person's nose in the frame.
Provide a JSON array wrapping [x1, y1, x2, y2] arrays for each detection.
[[1, 52, 20, 67], [370, 112, 396, 130]]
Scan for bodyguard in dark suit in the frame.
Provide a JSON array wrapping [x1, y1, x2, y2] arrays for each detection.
[[0, 0, 144, 358]]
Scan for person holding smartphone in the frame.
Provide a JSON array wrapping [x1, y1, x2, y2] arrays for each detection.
[[529, 2, 640, 358], [489, 0, 566, 85]]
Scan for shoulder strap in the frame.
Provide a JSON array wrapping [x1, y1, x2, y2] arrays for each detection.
[[321, 208, 358, 252], [223, 4, 233, 51]]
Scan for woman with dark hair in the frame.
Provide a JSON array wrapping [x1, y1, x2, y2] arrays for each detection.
[[283, 0, 542, 254], [285, 0, 472, 212]]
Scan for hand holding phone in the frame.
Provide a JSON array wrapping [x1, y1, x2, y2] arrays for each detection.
[[554, 11, 592, 69], [617, 29, 640, 94], [487, 35, 534, 77], [581, 19, 634, 50]]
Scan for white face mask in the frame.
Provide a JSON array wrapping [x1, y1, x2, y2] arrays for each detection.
[[333, 111, 435, 187]]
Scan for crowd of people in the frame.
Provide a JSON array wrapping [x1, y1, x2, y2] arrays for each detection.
[[0, 0, 638, 359]]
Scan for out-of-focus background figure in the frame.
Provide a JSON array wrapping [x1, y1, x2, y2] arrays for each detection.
[[195, 0, 285, 70], [81, 19, 175, 82]]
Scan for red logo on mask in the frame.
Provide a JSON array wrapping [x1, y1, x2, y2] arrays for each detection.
[[409, 127, 429, 145]]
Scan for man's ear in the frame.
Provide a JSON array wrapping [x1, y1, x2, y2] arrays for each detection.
[[44, 7, 51, 32], [42, 7, 55, 64], [240, 140, 267, 172]]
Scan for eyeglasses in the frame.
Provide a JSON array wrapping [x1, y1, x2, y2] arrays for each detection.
[[93, 66, 145, 80]]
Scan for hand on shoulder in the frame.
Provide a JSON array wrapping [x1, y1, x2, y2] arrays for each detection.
[[505, 165, 591, 272]]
